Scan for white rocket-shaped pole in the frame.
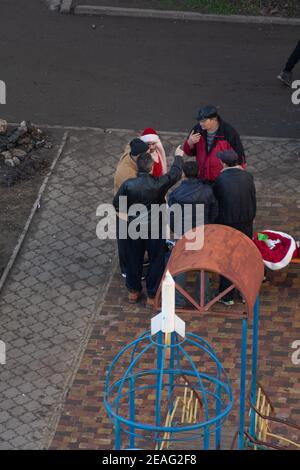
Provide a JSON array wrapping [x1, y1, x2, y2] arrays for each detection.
[[151, 270, 185, 339]]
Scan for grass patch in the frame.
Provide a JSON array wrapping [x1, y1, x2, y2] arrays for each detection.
[[151, 0, 300, 17]]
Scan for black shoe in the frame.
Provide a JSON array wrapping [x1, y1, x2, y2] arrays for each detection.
[[277, 71, 292, 87]]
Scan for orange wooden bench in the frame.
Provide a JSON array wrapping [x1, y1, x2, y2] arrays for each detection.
[[291, 258, 300, 264]]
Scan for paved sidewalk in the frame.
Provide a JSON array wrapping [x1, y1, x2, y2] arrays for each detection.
[[50, 133, 300, 450], [0, 128, 129, 449], [0, 128, 300, 449]]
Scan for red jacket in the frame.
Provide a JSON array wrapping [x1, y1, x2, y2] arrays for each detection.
[[183, 119, 246, 182]]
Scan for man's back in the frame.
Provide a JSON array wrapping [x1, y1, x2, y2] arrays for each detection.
[[214, 168, 256, 226], [168, 178, 218, 225], [113, 155, 183, 219], [114, 150, 137, 195]]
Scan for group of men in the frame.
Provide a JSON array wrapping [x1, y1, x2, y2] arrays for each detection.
[[113, 105, 256, 306]]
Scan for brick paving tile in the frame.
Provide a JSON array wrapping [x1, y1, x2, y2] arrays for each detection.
[[50, 134, 300, 450]]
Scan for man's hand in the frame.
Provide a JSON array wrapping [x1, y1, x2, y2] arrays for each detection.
[[175, 145, 184, 157], [187, 130, 201, 147]]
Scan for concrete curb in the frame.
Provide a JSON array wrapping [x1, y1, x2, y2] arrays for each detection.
[[0, 131, 69, 294], [73, 5, 300, 26], [10, 123, 300, 143]]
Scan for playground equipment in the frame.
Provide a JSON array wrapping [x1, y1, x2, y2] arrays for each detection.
[[104, 271, 233, 450], [231, 382, 300, 450], [153, 225, 265, 449]]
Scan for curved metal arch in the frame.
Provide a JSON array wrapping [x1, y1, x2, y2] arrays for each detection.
[[154, 225, 264, 318]]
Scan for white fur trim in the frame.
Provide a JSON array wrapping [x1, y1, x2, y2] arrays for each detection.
[[140, 134, 159, 143], [262, 230, 296, 270]]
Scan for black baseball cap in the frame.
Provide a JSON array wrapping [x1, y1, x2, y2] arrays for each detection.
[[217, 149, 239, 165], [196, 105, 218, 121], [129, 138, 149, 156]]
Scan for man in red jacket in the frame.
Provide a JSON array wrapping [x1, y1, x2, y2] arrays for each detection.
[[183, 105, 246, 183]]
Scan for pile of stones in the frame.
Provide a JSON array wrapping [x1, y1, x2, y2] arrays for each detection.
[[0, 119, 52, 186]]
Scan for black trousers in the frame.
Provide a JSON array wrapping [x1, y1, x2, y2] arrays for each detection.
[[116, 215, 127, 275], [126, 238, 166, 298], [219, 223, 253, 301], [284, 40, 300, 73]]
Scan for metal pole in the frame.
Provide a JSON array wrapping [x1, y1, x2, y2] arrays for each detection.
[[115, 420, 121, 450], [250, 296, 260, 438], [129, 375, 135, 449], [215, 364, 221, 449], [204, 425, 210, 450], [156, 331, 163, 427], [168, 332, 175, 414], [238, 316, 248, 450]]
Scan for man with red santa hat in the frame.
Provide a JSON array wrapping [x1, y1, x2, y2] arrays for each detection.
[[140, 128, 168, 177]]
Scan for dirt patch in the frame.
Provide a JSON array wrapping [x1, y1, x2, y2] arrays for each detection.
[[0, 129, 65, 277], [73, 0, 300, 18]]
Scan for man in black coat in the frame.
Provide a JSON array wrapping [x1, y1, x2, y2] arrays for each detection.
[[113, 147, 183, 304], [214, 149, 256, 305], [168, 160, 218, 232], [168, 160, 218, 306]]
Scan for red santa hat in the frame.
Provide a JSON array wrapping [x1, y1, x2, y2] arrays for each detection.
[[253, 230, 297, 270], [140, 127, 168, 175], [140, 128, 160, 143]]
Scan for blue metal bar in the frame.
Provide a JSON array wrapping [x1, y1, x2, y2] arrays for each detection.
[[178, 344, 210, 423], [153, 331, 163, 447], [175, 333, 181, 370], [108, 370, 229, 397], [115, 343, 153, 417], [168, 332, 175, 415], [115, 420, 121, 450], [238, 316, 248, 450], [156, 332, 163, 427], [215, 363, 221, 449], [204, 425, 210, 450], [250, 296, 260, 438], [155, 343, 167, 449], [129, 376, 135, 449]]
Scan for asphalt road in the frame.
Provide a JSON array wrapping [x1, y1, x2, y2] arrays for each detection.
[[0, 0, 299, 137]]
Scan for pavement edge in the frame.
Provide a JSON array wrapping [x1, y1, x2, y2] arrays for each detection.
[[0, 131, 69, 294], [72, 5, 300, 26]]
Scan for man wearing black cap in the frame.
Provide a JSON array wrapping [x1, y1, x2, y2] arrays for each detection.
[[214, 149, 256, 305], [183, 105, 245, 183], [114, 138, 150, 277], [113, 147, 183, 304], [114, 138, 149, 195]]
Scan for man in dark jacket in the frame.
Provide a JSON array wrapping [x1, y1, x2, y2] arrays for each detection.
[[183, 105, 246, 183], [168, 160, 218, 306], [214, 149, 256, 305], [168, 160, 218, 232], [114, 138, 150, 277], [113, 147, 183, 304]]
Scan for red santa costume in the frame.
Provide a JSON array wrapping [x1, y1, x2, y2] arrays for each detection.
[[253, 230, 297, 270], [140, 128, 168, 177]]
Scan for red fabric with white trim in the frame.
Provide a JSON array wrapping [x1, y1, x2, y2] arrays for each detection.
[[253, 230, 296, 270]]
